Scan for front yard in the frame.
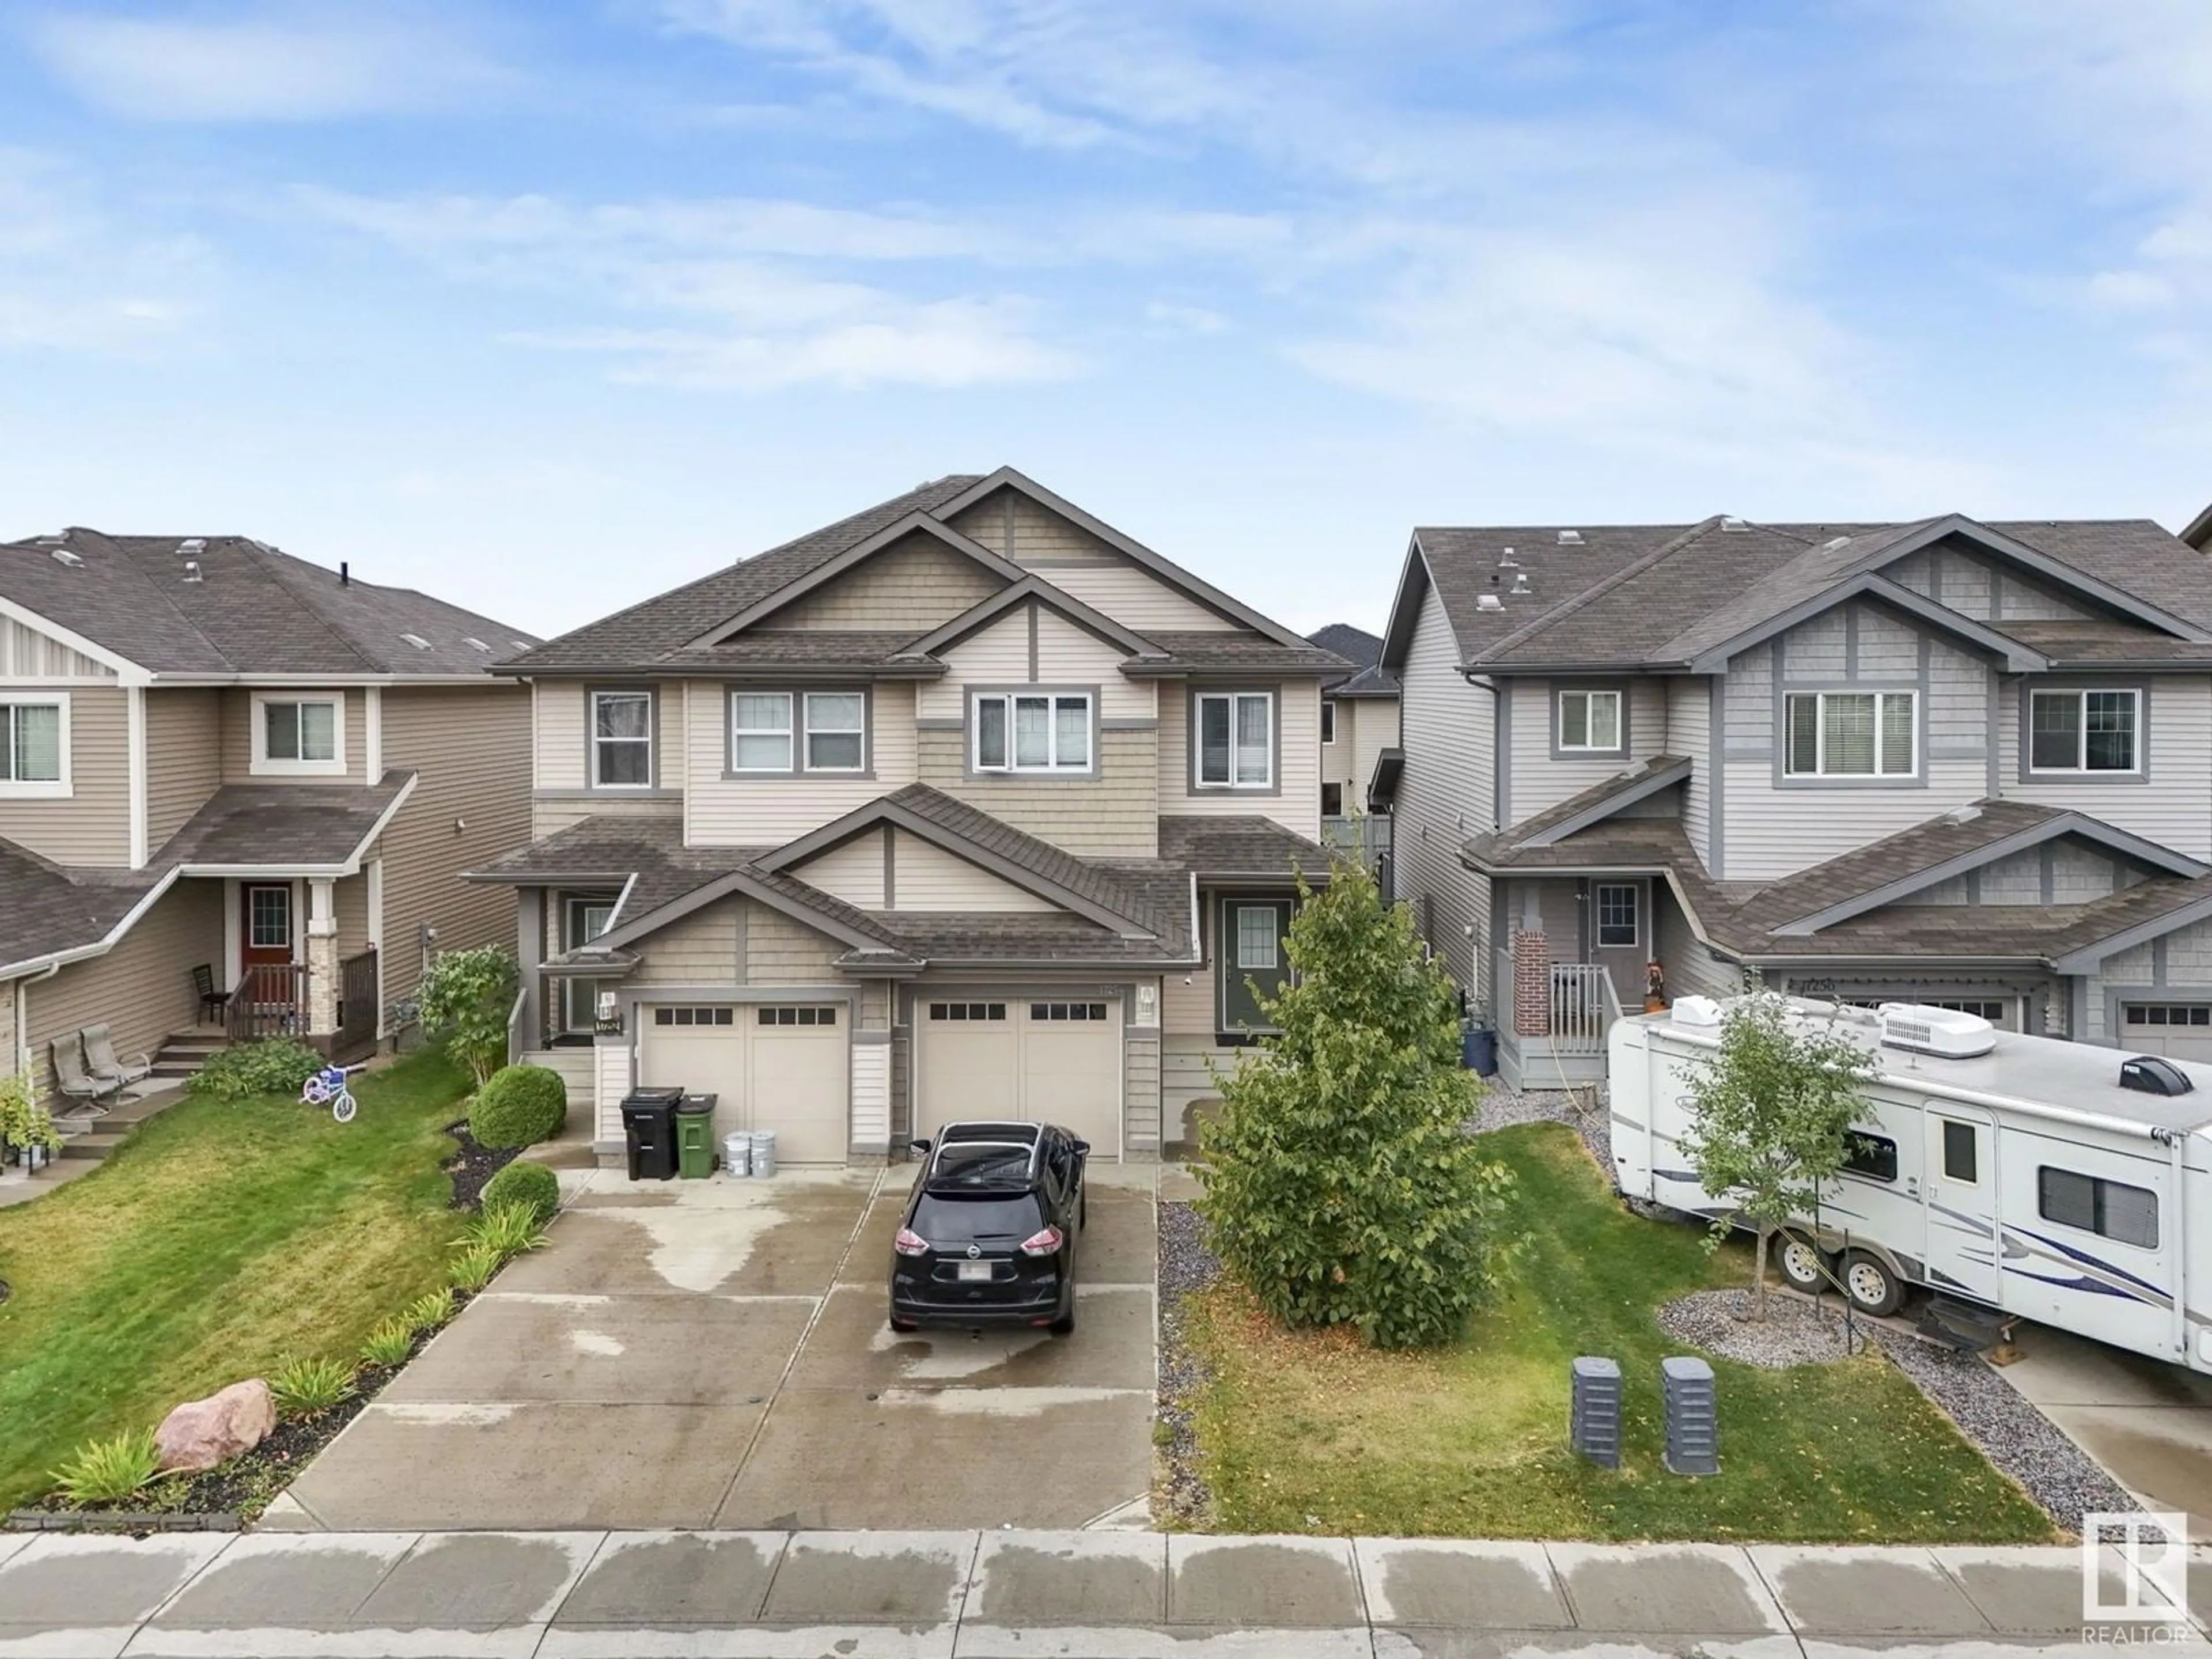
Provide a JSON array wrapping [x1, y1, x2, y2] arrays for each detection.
[[1180, 1122, 2056, 1543], [0, 1050, 474, 1510]]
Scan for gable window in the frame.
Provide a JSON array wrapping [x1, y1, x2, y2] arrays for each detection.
[[1594, 883, 1639, 948], [1196, 691, 1273, 789], [253, 694, 344, 777], [1320, 700, 1337, 745], [591, 690, 653, 787], [0, 697, 67, 794], [1557, 688, 1623, 753], [805, 693, 865, 772], [2030, 688, 2138, 774], [1784, 690, 1915, 778], [730, 692, 792, 772], [974, 692, 1091, 773]]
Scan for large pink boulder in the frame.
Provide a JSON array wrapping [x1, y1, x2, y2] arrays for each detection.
[[154, 1379, 276, 1474]]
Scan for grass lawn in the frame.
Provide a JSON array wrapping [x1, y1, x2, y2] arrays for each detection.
[[0, 1050, 474, 1510], [1184, 1122, 2056, 1543]]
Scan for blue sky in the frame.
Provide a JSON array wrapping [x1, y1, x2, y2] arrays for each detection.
[[2, 2, 2210, 640]]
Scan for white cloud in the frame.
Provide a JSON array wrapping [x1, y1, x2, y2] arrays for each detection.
[[0, 149, 212, 354]]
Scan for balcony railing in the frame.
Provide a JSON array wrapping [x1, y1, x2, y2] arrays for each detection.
[[228, 963, 306, 1043], [1550, 963, 1609, 1055]]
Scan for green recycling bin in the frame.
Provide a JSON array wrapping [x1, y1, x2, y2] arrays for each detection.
[[675, 1094, 718, 1180]]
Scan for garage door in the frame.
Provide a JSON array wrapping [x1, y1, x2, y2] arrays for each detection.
[[2120, 1002, 2212, 1062], [638, 1003, 850, 1164], [916, 996, 1122, 1157]]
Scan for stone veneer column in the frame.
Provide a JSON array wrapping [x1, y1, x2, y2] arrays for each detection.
[[306, 879, 339, 1037]]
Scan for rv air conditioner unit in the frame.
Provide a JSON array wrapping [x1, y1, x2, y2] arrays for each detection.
[[2120, 1055, 2194, 1097], [1877, 1002, 1997, 1059]]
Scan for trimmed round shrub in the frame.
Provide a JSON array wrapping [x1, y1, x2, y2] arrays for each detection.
[[481, 1159, 560, 1224], [468, 1063, 567, 1149]]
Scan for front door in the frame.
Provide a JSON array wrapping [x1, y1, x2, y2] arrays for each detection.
[[1219, 899, 1292, 1035], [564, 898, 616, 1032], [1923, 1106, 2001, 1302], [241, 884, 293, 972]]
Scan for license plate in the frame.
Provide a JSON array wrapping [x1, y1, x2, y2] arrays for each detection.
[[957, 1260, 993, 1282]]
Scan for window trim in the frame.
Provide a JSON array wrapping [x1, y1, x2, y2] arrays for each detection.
[[1217, 895, 1293, 1038], [722, 685, 874, 780], [1554, 685, 1627, 757], [2037, 1164, 2160, 1252], [967, 685, 1098, 779], [1780, 686, 1921, 784], [2024, 683, 2146, 781], [587, 686, 656, 791], [1191, 688, 1279, 794], [250, 692, 347, 778], [0, 692, 71, 798], [1593, 881, 1641, 950], [728, 690, 794, 775]]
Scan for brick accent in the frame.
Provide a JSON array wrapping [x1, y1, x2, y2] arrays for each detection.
[[1513, 930, 1552, 1037]]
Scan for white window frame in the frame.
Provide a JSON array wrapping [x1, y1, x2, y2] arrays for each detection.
[[1320, 699, 1337, 745], [1556, 688, 1623, 753], [972, 691, 1093, 774], [1783, 690, 1918, 779], [728, 691, 794, 774], [250, 692, 346, 778], [1594, 882, 1640, 949], [2028, 687, 2141, 775], [0, 693, 71, 798], [590, 689, 654, 790], [804, 691, 867, 774], [1195, 691, 1274, 790]]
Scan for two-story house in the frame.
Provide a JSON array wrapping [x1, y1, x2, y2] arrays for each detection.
[[0, 530, 536, 1102], [1305, 623, 1400, 868], [1382, 513, 2212, 1090], [471, 468, 1344, 1165]]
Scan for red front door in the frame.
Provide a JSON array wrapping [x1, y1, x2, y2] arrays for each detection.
[[241, 884, 294, 972]]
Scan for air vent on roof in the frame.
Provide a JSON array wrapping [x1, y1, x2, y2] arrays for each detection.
[[510, 641, 530, 653], [1498, 547, 1519, 567], [183, 560, 202, 584], [400, 632, 433, 651], [1878, 1003, 1996, 1059], [1944, 804, 1982, 825], [1509, 572, 1532, 596], [1476, 593, 1506, 612], [50, 548, 84, 569], [2120, 1055, 2195, 1097], [1720, 516, 1749, 532], [1821, 535, 1850, 552], [178, 537, 204, 554], [1557, 529, 1584, 545], [463, 637, 490, 653]]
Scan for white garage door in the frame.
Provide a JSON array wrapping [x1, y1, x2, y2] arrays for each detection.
[[639, 1003, 850, 1164], [916, 996, 1122, 1157], [2120, 1002, 2212, 1062]]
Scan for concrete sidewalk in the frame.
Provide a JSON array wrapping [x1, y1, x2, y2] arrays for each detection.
[[0, 1529, 2206, 1657]]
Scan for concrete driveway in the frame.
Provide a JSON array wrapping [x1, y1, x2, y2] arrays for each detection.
[[279, 1165, 1157, 1532]]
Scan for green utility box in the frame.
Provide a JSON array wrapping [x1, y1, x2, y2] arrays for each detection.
[[675, 1094, 718, 1180]]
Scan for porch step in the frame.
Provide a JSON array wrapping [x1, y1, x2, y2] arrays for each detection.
[[150, 1033, 228, 1081], [58, 1130, 130, 1161], [1917, 1294, 2014, 1353]]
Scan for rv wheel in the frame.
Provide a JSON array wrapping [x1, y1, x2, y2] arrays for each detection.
[[1777, 1236, 1828, 1293], [1840, 1251, 1904, 1318]]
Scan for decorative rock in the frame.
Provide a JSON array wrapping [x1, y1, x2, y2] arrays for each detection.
[[154, 1379, 275, 1474]]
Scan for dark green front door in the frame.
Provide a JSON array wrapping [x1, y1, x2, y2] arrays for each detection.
[[1219, 899, 1292, 1033]]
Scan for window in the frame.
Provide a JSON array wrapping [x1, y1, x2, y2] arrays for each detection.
[[654, 1006, 734, 1027], [805, 693, 865, 772], [2030, 688, 2139, 774], [1321, 782, 1343, 817], [1235, 906, 1279, 971], [1321, 700, 1337, 745], [757, 1005, 837, 1027], [0, 698, 66, 792], [253, 695, 343, 775], [1594, 883, 1639, 948], [929, 1001, 1007, 1021], [1843, 1132, 1898, 1183], [1941, 1120, 1979, 1183], [1031, 1002, 1108, 1021], [729, 690, 867, 774], [1196, 691, 1274, 788], [248, 886, 291, 949], [973, 692, 1092, 773], [730, 692, 792, 772], [1785, 690, 1916, 778], [1558, 688, 1623, 753], [2126, 1003, 2212, 1028], [591, 690, 653, 787], [2039, 1166, 2159, 1250]]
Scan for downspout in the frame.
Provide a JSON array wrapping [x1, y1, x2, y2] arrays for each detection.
[[16, 962, 60, 1084]]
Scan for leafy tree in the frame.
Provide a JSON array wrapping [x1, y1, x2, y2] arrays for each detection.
[[416, 946, 520, 1086], [1676, 991, 1878, 1317], [1195, 853, 1515, 1350]]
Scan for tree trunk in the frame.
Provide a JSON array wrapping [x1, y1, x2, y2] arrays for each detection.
[[1751, 1225, 1771, 1321]]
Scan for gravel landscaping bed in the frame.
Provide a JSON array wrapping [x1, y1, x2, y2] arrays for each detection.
[[1472, 1082, 1612, 1176], [1155, 1199, 1220, 1527], [1658, 1287, 1872, 1368]]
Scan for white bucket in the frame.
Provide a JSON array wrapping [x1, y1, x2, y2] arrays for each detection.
[[722, 1132, 751, 1177], [749, 1130, 777, 1179]]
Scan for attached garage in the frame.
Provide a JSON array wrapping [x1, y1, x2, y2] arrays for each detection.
[[916, 995, 1122, 1158], [638, 1002, 850, 1164], [2119, 1001, 2212, 1063]]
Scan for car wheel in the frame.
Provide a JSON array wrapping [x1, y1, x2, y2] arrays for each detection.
[[889, 1315, 919, 1333], [1840, 1251, 1904, 1317], [1050, 1286, 1077, 1336], [1079, 1190, 1088, 1232], [1777, 1234, 1829, 1293]]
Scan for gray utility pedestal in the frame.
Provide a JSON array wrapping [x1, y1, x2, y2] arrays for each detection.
[[1570, 1356, 1622, 1469], [1663, 1355, 1718, 1475]]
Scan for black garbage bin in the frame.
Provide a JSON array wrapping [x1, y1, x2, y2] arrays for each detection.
[[620, 1086, 684, 1181]]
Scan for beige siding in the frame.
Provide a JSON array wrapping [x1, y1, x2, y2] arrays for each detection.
[[686, 680, 919, 846], [891, 829, 1056, 911], [1325, 696, 1401, 808], [916, 611, 1031, 718], [335, 865, 373, 959], [794, 830, 888, 910], [1038, 563, 1237, 631], [0, 684, 130, 866], [747, 906, 843, 980], [1160, 950, 1217, 1036], [1125, 1029, 1162, 1152], [218, 688, 369, 785], [26, 878, 221, 1107], [0, 618, 114, 679], [947, 489, 1115, 565], [1393, 582, 1491, 998], [1035, 609, 1150, 718], [532, 794, 681, 840], [1157, 679, 1322, 839], [757, 531, 1003, 630], [146, 689, 221, 851], [917, 726, 1158, 857], [535, 680, 587, 790], [631, 896, 743, 983], [377, 683, 533, 1012]]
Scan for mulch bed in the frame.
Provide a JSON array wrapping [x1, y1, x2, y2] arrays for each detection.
[[442, 1116, 521, 1211]]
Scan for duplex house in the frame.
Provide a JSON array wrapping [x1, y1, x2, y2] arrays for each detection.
[[1381, 513, 2212, 1089], [471, 468, 1344, 1165], [1305, 623, 1400, 863], [0, 530, 537, 1100]]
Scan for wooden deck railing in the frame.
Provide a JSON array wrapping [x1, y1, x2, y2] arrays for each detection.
[[228, 963, 306, 1042]]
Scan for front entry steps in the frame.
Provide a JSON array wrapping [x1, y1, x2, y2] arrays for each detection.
[[151, 1027, 228, 1084]]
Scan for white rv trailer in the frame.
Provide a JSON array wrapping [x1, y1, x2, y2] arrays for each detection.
[[1610, 995, 2212, 1372]]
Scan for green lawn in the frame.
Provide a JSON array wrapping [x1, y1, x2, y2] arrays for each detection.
[[1184, 1122, 2056, 1543], [0, 1050, 473, 1509]]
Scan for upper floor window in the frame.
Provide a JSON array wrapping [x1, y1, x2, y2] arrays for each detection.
[[1196, 691, 1273, 789], [1320, 700, 1337, 745], [974, 691, 1091, 774], [1556, 688, 1623, 753], [253, 694, 344, 777], [591, 690, 653, 788], [0, 696, 67, 795], [1784, 690, 1915, 779], [2029, 688, 2138, 774], [806, 692, 865, 772], [729, 690, 869, 776]]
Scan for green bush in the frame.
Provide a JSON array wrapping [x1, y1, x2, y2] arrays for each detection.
[[468, 1064, 566, 1149], [464, 1204, 550, 1259], [270, 1355, 357, 1415], [50, 1427, 161, 1505], [448, 1244, 502, 1291], [404, 1288, 456, 1331], [418, 946, 520, 1085], [481, 1160, 560, 1224], [185, 1039, 326, 1103], [361, 1320, 416, 1368]]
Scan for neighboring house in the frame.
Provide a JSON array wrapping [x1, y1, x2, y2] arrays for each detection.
[[471, 468, 1346, 1165], [1305, 623, 1400, 865], [2184, 501, 2211, 552], [1380, 513, 2212, 1089], [0, 530, 537, 1101]]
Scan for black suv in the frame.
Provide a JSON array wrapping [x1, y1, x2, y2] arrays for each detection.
[[889, 1121, 1088, 1334]]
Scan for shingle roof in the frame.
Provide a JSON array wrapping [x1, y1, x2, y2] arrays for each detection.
[[0, 839, 162, 974], [0, 531, 537, 677], [1154, 816, 1335, 882], [153, 775, 416, 870], [1124, 633, 1351, 676], [1306, 623, 1399, 696]]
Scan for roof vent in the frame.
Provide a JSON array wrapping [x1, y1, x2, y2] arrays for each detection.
[[1509, 572, 1532, 596], [2120, 1055, 2195, 1097], [510, 640, 531, 654], [1821, 535, 1850, 552], [1878, 1002, 1997, 1059], [1476, 593, 1506, 612], [1498, 547, 1519, 567], [463, 637, 490, 653], [49, 547, 84, 569], [1720, 516, 1749, 532], [1557, 529, 1584, 545], [1943, 804, 1982, 825], [400, 632, 433, 651], [182, 560, 202, 584], [178, 537, 204, 554]]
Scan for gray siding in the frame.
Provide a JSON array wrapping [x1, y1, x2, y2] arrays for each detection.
[[1504, 675, 1668, 824], [1654, 882, 1737, 1001], [2006, 676, 2212, 861], [1394, 582, 1490, 1003], [1669, 677, 1714, 870]]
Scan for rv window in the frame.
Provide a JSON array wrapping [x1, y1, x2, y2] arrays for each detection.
[[1941, 1120, 1978, 1183], [2037, 1167, 2159, 1251], [1842, 1132, 1897, 1183]]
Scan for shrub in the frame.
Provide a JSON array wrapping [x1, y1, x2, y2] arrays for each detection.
[[185, 1039, 324, 1103], [448, 1244, 503, 1291], [270, 1355, 357, 1415], [404, 1288, 456, 1331], [481, 1160, 560, 1224], [464, 1204, 550, 1260], [361, 1320, 416, 1368], [418, 946, 520, 1085], [0, 1071, 62, 1155], [469, 1064, 567, 1150], [50, 1427, 161, 1505]]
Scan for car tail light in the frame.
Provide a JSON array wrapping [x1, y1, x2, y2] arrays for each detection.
[[1019, 1226, 1064, 1257], [893, 1228, 930, 1256]]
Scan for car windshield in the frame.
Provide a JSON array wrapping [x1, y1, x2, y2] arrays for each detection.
[[929, 1143, 1033, 1187], [912, 1193, 1044, 1244]]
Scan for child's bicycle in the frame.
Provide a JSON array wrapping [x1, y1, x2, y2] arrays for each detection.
[[300, 1064, 359, 1123]]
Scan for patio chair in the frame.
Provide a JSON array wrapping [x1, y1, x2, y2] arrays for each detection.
[[50, 1036, 114, 1116], [83, 1023, 153, 1091], [192, 964, 232, 1025]]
